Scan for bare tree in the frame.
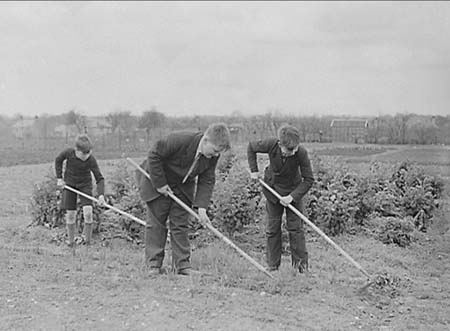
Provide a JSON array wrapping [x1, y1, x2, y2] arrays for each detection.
[[139, 108, 167, 142], [106, 111, 134, 133], [106, 110, 136, 150]]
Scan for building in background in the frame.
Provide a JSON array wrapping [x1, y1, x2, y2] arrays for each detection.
[[83, 116, 113, 136], [330, 119, 369, 143], [12, 118, 37, 139]]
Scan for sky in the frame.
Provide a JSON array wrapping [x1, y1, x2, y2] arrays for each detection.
[[1, 1, 450, 118]]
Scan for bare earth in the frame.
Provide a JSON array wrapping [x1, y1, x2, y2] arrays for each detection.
[[1, 160, 449, 331]]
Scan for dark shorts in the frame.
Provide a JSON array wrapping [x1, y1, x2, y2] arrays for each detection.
[[60, 185, 93, 210]]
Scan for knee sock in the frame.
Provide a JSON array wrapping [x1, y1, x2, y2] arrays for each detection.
[[83, 206, 93, 245], [84, 223, 93, 245], [66, 211, 77, 246]]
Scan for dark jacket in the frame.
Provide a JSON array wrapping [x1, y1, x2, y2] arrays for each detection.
[[136, 131, 219, 209], [247, 138, 314, 203], [55, 148, 105, 195]]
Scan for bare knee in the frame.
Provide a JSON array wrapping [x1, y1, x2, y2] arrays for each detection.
[[66, 210, 76, 225]]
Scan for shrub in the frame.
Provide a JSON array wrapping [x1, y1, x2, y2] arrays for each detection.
[[103, 160, 147, 242], [376, 217, 416, 247], [216, 150, 237, 180], [305, 157, 361, 235], [305, 156, 444, 242], [210, 161, 262, 236]]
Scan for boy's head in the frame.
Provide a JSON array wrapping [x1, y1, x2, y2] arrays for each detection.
[[75, 134, 92, 154], [200, 123, 231, 158], [278, 125, 301, 156]]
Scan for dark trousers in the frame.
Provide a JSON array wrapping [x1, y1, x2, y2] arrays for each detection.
[[145, 191, 191, 271], [265, 198, 308, 269]]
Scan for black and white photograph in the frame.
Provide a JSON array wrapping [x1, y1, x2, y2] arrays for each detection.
[[1, 1, 449, 330]]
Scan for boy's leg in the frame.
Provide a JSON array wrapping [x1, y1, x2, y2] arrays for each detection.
[[168, 202, 191, 273], [82, 205, 93, 245], [78, 187, 95, 245], [61, 188, 77, 247], [66, 210, 77, 247], [145, 197, 171, 269], [265, 200, 284, 270], [286, 199, 308, 272]]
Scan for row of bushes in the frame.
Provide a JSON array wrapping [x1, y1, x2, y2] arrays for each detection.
[[31, 153, 444, 248], [306, 158, 443, 231]]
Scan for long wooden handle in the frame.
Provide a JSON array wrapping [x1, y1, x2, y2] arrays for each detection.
[[258, 179, 372, 279], [127, 157, 274, 279], [64, 185, 146, 226]]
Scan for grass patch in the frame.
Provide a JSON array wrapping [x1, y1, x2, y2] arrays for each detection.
[[315, 146, 387, 157]]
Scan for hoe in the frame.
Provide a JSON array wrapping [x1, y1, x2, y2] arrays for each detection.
[[127, 157, 274, 279], [256, 176, 380, 291], [66, 172, 272, 279]]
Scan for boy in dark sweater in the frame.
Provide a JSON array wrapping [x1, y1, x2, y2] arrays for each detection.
[[248, 125, 314, 273], [55, 134, 105, 247]]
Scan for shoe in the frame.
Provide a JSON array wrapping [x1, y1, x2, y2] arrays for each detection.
[[177, 268, 200, 276], [148, 267, 161, 276], [298, 259, 308, 274], [268, 266, 279, 272]]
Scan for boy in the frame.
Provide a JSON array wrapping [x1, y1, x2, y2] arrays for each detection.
[[136, 123, 231, 276], [247, 125, 314, 273], [55, 134, 106, 247]]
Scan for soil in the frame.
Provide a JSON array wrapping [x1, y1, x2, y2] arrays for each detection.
[[1, 161, 450, 331]]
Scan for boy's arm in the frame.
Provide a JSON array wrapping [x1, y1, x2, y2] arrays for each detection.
[[89, 157, 105, 196], [193, 157, 218, 209], [247, 138, 275, 172], [55, 149, 70, 178], [290, 148, 314, 202]]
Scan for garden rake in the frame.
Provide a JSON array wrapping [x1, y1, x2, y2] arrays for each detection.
[[64, 185, 147, 226], [127, 157, 274, 279], [256, 177, 379, 290]]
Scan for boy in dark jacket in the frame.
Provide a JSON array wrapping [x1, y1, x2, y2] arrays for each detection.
[[248, 125, 314, 273], [55, 134, 106, 247], [136, 123, 231, 276]]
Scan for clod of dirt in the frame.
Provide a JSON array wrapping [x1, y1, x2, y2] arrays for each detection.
[[360, 272, 404, 299]]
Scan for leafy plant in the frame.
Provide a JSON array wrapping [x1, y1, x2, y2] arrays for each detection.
[[376, 217, 416, 247], [210, 161, 262, 236], [304, 156, 444, 241]]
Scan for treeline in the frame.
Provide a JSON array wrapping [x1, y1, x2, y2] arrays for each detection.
[[1, 110, 450, 148]]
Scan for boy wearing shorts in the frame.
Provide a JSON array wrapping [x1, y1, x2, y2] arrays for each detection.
[[55, 134, 106, 247]]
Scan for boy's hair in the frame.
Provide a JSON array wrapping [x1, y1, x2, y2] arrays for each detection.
[[204, 123, 231, 151], [75, 134, 92, 153], [278, 125, 301, 148]]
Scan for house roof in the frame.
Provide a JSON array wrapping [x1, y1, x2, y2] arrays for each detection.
[[407, 115, 439, 128], [84, 117, 112, 128], [330, 119, 368, 128], [12, 118, 36, 128]]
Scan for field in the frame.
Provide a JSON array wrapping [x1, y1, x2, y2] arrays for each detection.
[[1, 144, 450, 330]]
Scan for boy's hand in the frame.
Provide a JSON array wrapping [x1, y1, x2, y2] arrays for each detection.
[[198, 208, 211, 226], [156, 184, 173, 196], [97, 195, 106, 207], [57, 178, 65, 187], [279, 195, 293, 207], [250, 172, 260, 180]]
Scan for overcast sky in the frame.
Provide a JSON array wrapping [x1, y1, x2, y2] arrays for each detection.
[[1, 1, 449, 118]]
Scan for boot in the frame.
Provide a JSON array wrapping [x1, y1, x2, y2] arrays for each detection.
[[67, 223, 75, 247], [298, 258, 309, 274], [84, 223, 93, 245]]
